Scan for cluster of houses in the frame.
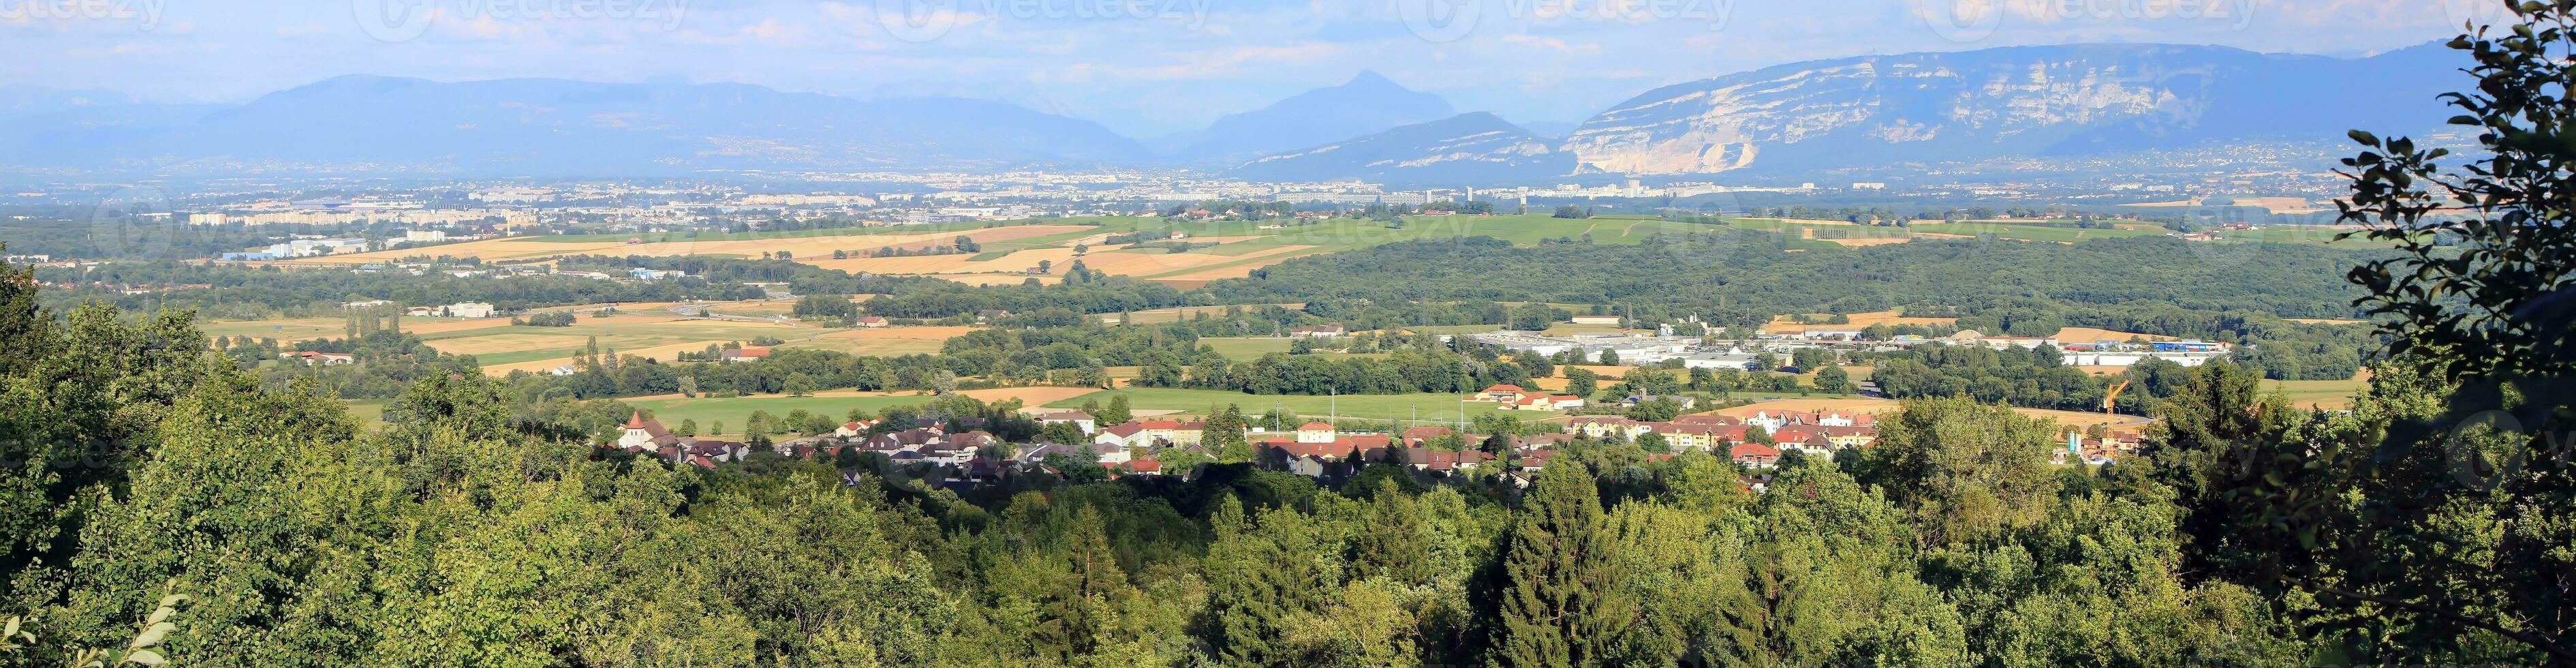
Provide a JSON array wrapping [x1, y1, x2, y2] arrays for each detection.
[[1469, 384, 1586, 411], [2055, 427, 2147, 466], [600, 393, 1923, 489], [278, 350, 356, 365]]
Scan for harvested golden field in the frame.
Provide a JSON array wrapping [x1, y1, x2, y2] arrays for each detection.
[[1763, 310, 1956, 333], [786, 325, 980, 356], [481, 339, 733, 376], [2051, 327, 2175, 344], [812, 325, 982, 341], [1076, 245, 1320, 277], [1140, 247, 1332, 281], [807, 247, 1078, 275]]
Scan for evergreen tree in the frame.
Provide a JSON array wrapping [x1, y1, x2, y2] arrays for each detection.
[[1493, 462, 1634, 666]]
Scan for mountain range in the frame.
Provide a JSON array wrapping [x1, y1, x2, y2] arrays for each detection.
[[0, 43, 2465, 182], [1153, 70, 1456, 164], [1557, 42, 2460, 176]]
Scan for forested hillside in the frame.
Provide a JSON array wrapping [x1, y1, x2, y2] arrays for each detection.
[[1209, 232, 2379, 327]]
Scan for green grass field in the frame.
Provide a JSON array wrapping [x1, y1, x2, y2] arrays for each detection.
[[1046, 387, 1535, 425], [2265, 378, 2370, 410], [343, 399, 390, 428]]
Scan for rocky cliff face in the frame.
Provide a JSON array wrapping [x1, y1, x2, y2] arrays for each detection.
[[1559, 43, 2453, 174]]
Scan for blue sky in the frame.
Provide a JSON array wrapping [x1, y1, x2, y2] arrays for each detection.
[[3, 0, 2473, 136]]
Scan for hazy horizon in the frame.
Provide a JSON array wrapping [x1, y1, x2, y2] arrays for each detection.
[[4, 0, 2470, 136]]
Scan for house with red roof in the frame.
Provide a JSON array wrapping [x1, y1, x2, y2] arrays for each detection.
[[1398, 448, 1490, 472], [1731, 442, 1782, 469], [615, 412, 681, 450]]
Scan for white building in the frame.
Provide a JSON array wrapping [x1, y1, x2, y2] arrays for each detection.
[[444, 303, 495, 318]]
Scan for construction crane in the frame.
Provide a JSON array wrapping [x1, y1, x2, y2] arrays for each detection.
[[2102, 380, 2132, 414]]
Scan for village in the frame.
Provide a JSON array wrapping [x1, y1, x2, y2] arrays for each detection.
[[601, 376, 2150, 493]]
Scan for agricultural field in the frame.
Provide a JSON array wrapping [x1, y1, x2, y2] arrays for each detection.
[[2265, 377, 2370, 410], [1046, 387, 1537, 425], [400, 310, 830, 375], [1197, 337, 1293, 358], [276, 221, 1100, 266], [202, 310, 540, 342], [264, 213, 1780, 287], [779, 325, 980, 357], [1761, 309, 1957, 334], [801, 213, 1724, 285], [2051, 327, 2175, 344]]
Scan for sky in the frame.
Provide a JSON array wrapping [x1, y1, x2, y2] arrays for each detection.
[[3, 0, 2474, 137]]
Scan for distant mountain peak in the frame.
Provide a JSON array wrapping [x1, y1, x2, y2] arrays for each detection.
[[1162, 72, 1455, 163], [1344, 70, 1399, 88]]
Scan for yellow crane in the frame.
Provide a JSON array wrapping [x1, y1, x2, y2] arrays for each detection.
[[2102, 380, 2132, 413]]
